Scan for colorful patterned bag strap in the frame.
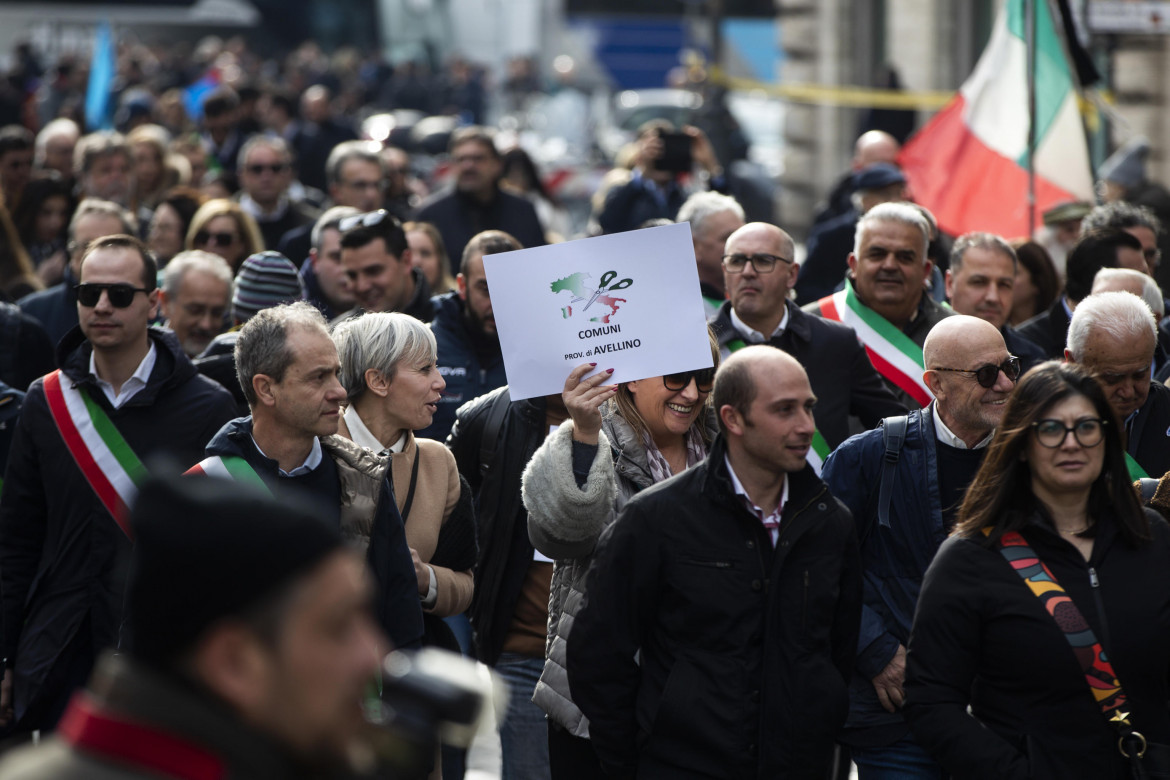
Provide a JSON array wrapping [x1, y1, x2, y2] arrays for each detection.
[[992, 528, 1151, 759], [993, 529, 1127, 714]]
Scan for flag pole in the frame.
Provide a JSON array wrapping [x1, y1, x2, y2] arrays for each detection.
[[1025, 0, 1037, 238]]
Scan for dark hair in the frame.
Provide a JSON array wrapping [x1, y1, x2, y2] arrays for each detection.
[[954, 361, 1149, 547], [1010, 239, 1060, 315], [80, 233, 158, 290], [0, 124, 33, 157], [1066, 228, 1143, 303], [448, 126, 499, 159], [154, 186, 206, 248], [12, 175, 76, 247], [460, 229, 520, 275], [340, 211, 408, 258], [201, 87, 240, 119], [501, 147, 555, 204]]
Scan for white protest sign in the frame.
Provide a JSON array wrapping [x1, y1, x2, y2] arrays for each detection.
[[483, 222, 714, 401]]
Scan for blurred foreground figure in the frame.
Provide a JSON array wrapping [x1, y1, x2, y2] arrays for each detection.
[[0, 473, 385, 779]]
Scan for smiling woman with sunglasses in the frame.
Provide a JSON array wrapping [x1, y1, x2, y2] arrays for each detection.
[[904, 362, 1170, 780], [519, 331, 720, 778]]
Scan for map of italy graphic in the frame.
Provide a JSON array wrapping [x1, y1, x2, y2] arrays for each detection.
[[550, 272, 626, 323]]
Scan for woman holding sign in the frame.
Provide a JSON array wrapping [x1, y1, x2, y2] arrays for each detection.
[[521, 333, 720, 778]]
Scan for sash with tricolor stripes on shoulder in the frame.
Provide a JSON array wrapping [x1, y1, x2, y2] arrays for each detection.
[[725, 338, 832, 475], [816, 284, 933, 408], [1126, 452, 1149, 482], [185, 455, 271, 493], [43, 369, 144, 540]]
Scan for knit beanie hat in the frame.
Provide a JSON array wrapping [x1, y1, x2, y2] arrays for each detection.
[[232, 250, 305, 323], [124, 473, 343, 666]]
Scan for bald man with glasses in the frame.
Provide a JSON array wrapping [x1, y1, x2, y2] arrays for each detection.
[[709, 222, 906, 461]]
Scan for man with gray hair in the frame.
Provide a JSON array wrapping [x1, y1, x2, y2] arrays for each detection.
[[34, 118, 80, 182], [194, 301, 424, 650], [676, 191, 745, 317], [1065, 290, 1170, 479], [1092, 268, 1170, 378], [73, 131, 131, 207], [159, 251, 233, 357], [1082, 200, 1163, 277], [236, 135, 320, 250], [326, 140, 385, 213], [805, 201, 953, 409], [944, 232, 1046, 371]]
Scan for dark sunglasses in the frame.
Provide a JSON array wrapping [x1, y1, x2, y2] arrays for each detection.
[[75, 283, 151, 308], [721, 253, 792, 274], [663, 368, 715, 393], [245, 162, 288, 175], [194, 230, 238, 247], [340, 209, 391, 233], [931, 356, 1022, 388]]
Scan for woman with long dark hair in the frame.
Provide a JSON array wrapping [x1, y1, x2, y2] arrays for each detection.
[[904, 361, 1170, 779], [11, 175, 75, 285]]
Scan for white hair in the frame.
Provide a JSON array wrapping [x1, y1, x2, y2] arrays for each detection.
[[162, 250, 234, 298], [854, 202, 931, 259], [331, 312, 437, 401], [1091, 267, 1165, 318], [1066, 290, 1157, 362], [676, 191, 744, 237]]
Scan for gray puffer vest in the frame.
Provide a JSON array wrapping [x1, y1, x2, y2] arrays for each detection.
[[521, 412, 654, 736]]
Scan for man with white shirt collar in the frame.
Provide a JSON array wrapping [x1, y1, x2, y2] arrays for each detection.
[[821, 315, 1019, 779], [190, 301, 423, 653], [709, 221, 906, 458], [0, 234, 237, 735], [568, 346, 861, 779]]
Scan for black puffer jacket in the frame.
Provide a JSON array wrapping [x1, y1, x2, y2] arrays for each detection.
[[905, 510, 1170, 780], [567, 435, 862, 779], [446, 386, 547, 666], [0, 327, 236, 726]]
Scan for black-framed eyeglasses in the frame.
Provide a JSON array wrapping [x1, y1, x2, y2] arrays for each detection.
[[193, 230, 238, 247], [1031, 417, 1107, 449], [930, 356, 1022, 388], [245, 162, 288, 175], [339, 209, 391, 233], [663, 368, 715, 393], [75, 283, 151, 308], [721, 253, 792, 274]]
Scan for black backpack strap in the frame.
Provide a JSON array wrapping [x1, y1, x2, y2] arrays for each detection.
[[478, 387, 512, 479], [1139, 477, 1160, 505], [878, 415, 908, 529]]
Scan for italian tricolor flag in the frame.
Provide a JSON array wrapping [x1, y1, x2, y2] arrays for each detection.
[[898, 0, 1093, 238]]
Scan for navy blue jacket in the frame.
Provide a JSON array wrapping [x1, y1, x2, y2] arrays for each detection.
[[414, 187, 546, 275], [17, 265, 79, 350], [821, 406, 946, 744], [419, 292, 507, 443]]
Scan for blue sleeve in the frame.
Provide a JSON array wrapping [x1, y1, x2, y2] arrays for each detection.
[[822, 436, 900, 678]]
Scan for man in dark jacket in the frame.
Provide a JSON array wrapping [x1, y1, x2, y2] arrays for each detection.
[[414, 127, 545, 270], [190, 301, 423, 652], [420, 230, 515, 442], [821, 315, 1017, 778], [710, 221, 906, 456], [0, 475, 386, 780], [337, 209, 435, 324], [447, 386, 563, 779], [0, 235, 237, 733], [1065, 290, 1170, 480], [943, 232, 1047, 372], [568, 347, 862, 779]]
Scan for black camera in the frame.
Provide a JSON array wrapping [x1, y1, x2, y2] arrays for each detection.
[[653, 130, 693, 173]]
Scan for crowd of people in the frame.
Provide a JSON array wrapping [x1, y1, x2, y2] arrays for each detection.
[[0, 32, 1168, 780]]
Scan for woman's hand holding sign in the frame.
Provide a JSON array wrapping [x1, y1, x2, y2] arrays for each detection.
[[563, 363, 617, 446]]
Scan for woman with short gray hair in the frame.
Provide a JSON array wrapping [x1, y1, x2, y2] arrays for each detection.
[[331, 312, 476, 651]]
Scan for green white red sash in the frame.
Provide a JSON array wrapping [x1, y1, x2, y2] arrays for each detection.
[[726, 338, 831, 474], [43, 370, 144, 540], [817, 285, 933, 407], [185, 455, 271, 493], [1125, 452, 1149, 482]]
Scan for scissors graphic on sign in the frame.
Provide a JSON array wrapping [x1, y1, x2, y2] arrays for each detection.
[[582, 270, 633, 311]]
